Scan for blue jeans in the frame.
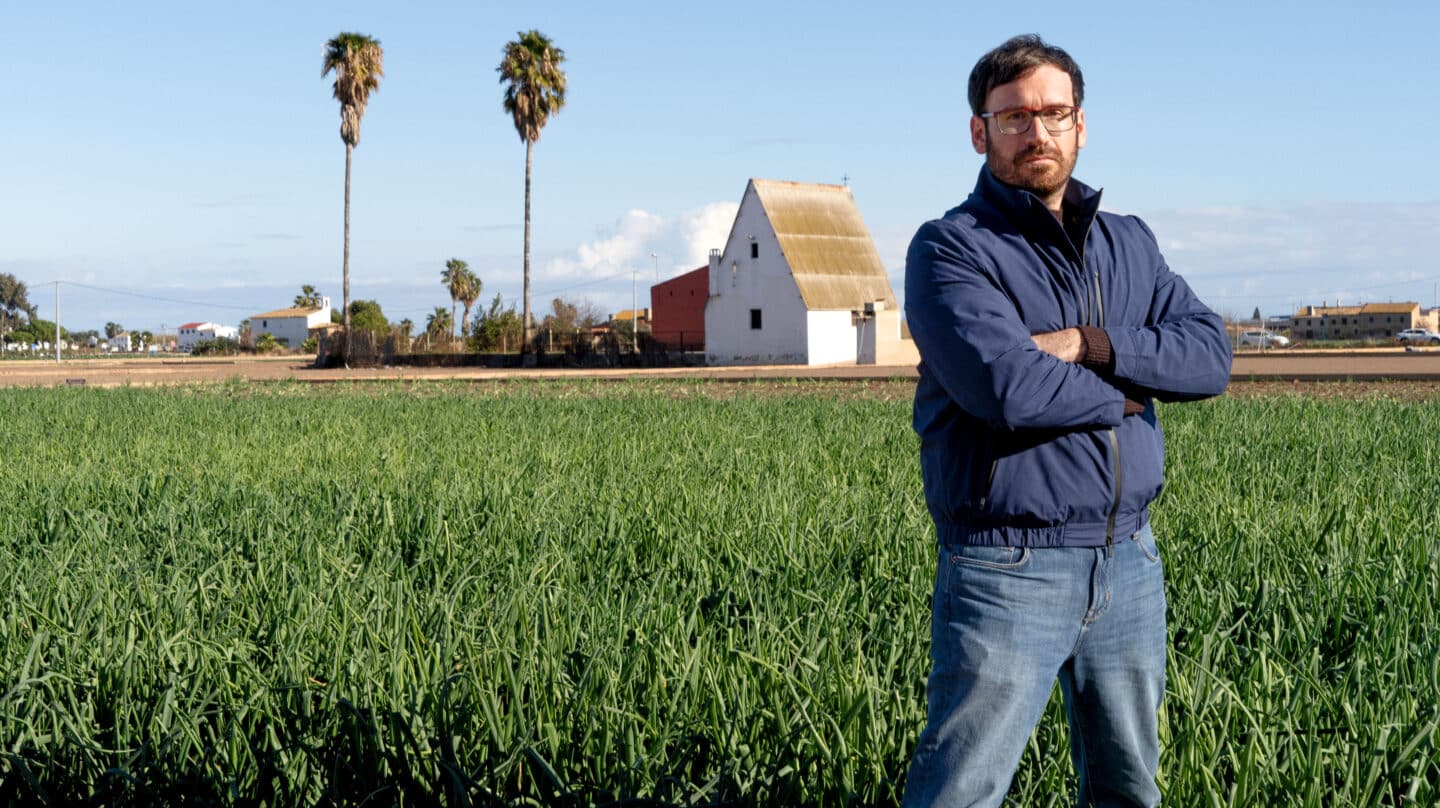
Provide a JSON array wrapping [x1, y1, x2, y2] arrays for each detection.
[[902, 525, 1167, 808]]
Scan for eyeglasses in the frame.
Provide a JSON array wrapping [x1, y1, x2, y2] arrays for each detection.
[[980, 106, 1078, 135]]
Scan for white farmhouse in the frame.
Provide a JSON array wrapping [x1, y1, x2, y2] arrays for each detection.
[[176, 321, 240, 352], [705, 179, 916, 366], [251, 297, 331, 349], [108, 333, 133, 353]]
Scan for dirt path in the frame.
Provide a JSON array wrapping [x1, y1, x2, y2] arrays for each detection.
[[4, 349, 1440, 397]]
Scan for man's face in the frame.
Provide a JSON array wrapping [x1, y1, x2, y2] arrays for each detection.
[[969, 65, 1086, 202]]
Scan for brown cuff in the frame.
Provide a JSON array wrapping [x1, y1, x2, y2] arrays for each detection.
[[1123, 398, 1146, 416], [1077, 325, 1115, 371]]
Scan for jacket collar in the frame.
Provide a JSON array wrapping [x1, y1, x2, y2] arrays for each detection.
[[971, 164, 1103, 249]]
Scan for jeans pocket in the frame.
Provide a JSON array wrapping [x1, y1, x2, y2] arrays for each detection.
[[1130, 524, 1161, 563], [946, 544, 1030, 571]]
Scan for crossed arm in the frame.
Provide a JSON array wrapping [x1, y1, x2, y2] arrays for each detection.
[[905, 220, 1231, 431]]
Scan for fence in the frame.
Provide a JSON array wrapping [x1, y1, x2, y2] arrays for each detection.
[[315, 328, 704, 369]]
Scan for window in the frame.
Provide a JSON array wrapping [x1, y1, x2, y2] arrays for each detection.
[[750, 309, 762, 330], [750, 242, 759, 259]]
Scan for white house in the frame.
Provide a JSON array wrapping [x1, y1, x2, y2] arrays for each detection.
[[176, 321, 239, 352], [251, 297, 331, 349], [704, 178, 917, 366], [108, 333, 133, 353]]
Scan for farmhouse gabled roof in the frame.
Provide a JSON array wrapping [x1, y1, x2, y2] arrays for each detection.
[[1360, 302, 1419, 314], [750, 179, 897, 312], [178, 321, 205, 329], [1295, 302, 1419, 317], [251, 305, 324, 319]]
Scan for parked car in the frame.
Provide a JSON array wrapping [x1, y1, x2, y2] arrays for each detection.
[[1397, 328, 1440, 346], [1239, 329, 1291, 348]]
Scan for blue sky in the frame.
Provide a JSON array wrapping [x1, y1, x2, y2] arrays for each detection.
[[3, 1, 1438, 334]]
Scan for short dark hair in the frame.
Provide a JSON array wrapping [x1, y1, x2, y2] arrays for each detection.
[[968, 35, 1084, 116]]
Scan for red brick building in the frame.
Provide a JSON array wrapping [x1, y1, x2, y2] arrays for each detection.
[[650, 266, 708, 350]]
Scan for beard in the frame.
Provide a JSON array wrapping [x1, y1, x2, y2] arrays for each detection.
[[986, 141, 1077, 199]]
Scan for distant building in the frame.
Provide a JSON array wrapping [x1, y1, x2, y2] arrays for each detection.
[[108, 333, 133, 353], [651, 266, 707, 350], [1292, 302, 1423, 340], [251, 296, 332, 349], [609, 308, 651, 328], [176, 321, 239, 352], [704, 178, 917, 366]]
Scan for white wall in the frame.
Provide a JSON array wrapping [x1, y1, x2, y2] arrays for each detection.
[[807, 310, 858, 365], [255, 316, 309, 348], [705, 184, 810, 365], [177, 322, 239, 351]]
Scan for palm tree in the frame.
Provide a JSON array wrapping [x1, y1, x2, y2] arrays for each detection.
[[323, 32, 385, 364], [293, 284, 323, 308], [458, 267, 483, 339], [441, 258, 467, 339], [498, 30, 567, 356], [425, 307, 454, 342]]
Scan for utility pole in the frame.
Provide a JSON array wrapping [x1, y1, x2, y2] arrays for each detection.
[[54, 281, 60, 363], [631, 267, 638, 354]]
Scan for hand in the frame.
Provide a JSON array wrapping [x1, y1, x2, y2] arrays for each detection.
[[1032, 328, 1084, 363]]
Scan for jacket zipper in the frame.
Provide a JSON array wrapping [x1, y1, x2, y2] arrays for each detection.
[[1105, 428, 1122, 548], [1080, 233, 1122, 549], [979, 459, 999, 510]]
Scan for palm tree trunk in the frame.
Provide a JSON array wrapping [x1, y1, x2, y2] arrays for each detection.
[[522, 139, 533, 355], [343, 143, 353, 366]]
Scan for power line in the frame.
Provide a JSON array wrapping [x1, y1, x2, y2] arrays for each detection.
[[533, 268, 633, 299], [41, 280, 266, 313]]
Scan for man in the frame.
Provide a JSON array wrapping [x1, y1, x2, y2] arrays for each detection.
[[901, 35, 1232, 807]]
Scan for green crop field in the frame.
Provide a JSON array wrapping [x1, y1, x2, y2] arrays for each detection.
[[0, 380, 1436, 806]]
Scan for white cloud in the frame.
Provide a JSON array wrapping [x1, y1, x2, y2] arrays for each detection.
[[542, 203, 739, 284]]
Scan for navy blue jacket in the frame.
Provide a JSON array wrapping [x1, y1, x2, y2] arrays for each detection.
[[906, 166, 1232, 547]]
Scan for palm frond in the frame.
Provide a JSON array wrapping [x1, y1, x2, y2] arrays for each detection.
[[497, 30, 567, 144], [323, 32, 385, 147]]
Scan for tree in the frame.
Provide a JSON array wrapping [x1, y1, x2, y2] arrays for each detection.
[[458, 266, 482, 339], [105, 322, 124, 339], [540, 296, 602, 334], [348, 299, 388, 335], [395, 319, 414, 350], [441, 258, 468, 339], [498, 30, 567, 356], [0, 273, 35, 342], [425, 307, 453, 342], [323, 32, 385, 364], [472, 293, 524, 352], [294, 284, 324, 308]]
